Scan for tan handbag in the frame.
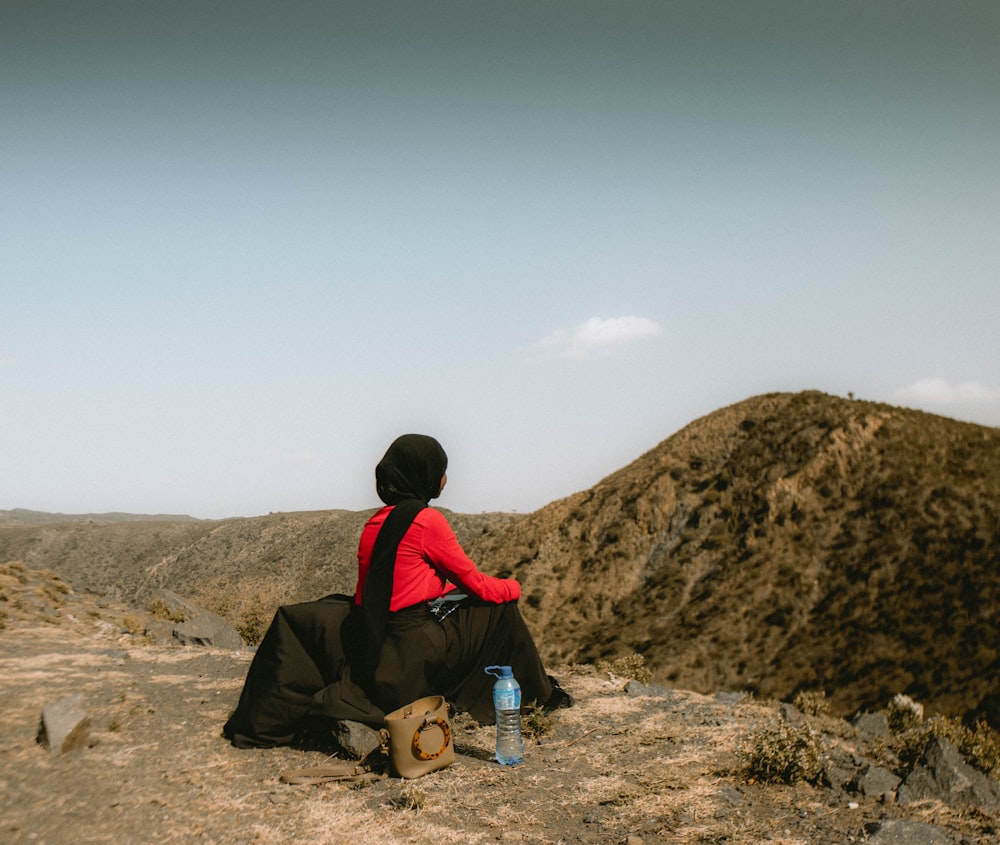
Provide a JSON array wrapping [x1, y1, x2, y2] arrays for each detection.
[[382, 695, 455, 778]]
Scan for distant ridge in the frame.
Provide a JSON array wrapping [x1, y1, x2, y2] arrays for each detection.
[[0, 509, 203, 525]]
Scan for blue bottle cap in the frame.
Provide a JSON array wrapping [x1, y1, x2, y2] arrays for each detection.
[[484, 665, 513, 679]]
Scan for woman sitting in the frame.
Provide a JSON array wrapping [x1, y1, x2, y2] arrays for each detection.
[[223, 433, 568, 748], [357, 433, 570, 723]]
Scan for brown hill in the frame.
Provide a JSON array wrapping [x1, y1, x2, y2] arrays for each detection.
[[2, 390, 997, 726], [478, 390, 1000, 724]]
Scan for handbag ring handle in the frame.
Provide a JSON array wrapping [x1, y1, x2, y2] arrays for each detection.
[[411, 717, 451, 761]]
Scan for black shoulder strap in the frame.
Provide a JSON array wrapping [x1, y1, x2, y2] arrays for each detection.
[[359, 498, 426, 676]]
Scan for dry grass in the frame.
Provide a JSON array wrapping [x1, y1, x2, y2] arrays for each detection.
[[2, 571, 1000, 845], [193, 576, 291, 646]]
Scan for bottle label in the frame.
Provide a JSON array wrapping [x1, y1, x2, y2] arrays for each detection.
[[494, 689, 521, 711]]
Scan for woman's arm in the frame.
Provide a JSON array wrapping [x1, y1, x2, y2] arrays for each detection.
[[420, 509, 520, 603]]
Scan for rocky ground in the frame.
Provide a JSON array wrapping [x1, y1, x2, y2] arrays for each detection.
[[2, 563, 998, 845]]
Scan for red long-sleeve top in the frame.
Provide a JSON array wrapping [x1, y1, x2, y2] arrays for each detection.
[[354, 506, 520, 610]]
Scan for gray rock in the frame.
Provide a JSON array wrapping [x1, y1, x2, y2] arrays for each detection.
[[624, 680, 674, 698], [854, 763, 901, 800], [852, 711, 890, 739], [823, 748, 863, 793], [863, 818, 950, 845], [897, 737, 1000, 810], [38, 693, 90, 755], [173, 612, 244, 650], [715, 785, 744, 807], [780, 702, 803, 723], [334, 719, 381, 760], [98, 649, 129, 662], [713, 691, 747, 705]]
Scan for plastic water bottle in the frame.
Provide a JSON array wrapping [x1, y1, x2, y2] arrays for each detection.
[[485, 665, 524, 766]]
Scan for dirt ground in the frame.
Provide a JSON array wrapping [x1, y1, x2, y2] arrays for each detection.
[[1, 566, 997, 845]]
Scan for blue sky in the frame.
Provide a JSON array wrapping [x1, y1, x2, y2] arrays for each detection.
[[3, 1, 998, 519]]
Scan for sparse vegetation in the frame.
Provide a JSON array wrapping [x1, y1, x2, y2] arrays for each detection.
[[37, 573, 70, 610], [739, 718, 825, 785], [119, 613, 146, 636], [792, 689, 831, 717], [595, 653, 652, 684], [887, 693, 924, 733], [147, 596, 188, 623], [520, 701, 553, 740], [195, 577, 289, 646], [391, 781, 427, 812], [875, 693, 1000, 779], [1, 560, 27, 578]]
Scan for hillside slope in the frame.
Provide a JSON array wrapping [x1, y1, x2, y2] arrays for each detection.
[[479, 391, 1000, 723], [0, 508, 520, 614]]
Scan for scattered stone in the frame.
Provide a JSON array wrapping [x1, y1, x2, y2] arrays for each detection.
[[37, 693, 90, 755], [334, 720, 381, 760], [173, 612, 244, 650], [714, 692, 746, 705], [624, 680, 674, 698], [98, 648, 129, 662], [853, 763, 901, 801], [624, 836, 645, 845], [852, 711, 890, 738], [897, 737, 1000, 810], [144, 618, 178, 646], [823, 748, 862, 793], [863, 818, 950, 845], [716, 785, 745, 807], [780, 702, 803, 723]]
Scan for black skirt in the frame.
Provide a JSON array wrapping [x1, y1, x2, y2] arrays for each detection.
[[373, 598, 553, 724], [224, 595, 553, 747]]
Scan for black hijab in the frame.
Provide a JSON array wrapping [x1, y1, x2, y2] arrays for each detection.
[[375, 434, 448, 505], [360, 434, 448, 685]]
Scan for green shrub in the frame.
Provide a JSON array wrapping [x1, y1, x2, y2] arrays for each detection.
[[739, 719, 825, 785]]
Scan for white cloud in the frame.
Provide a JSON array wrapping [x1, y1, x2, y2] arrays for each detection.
[[533, 315, 662, 359], [894, 377, 1000, 404]]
